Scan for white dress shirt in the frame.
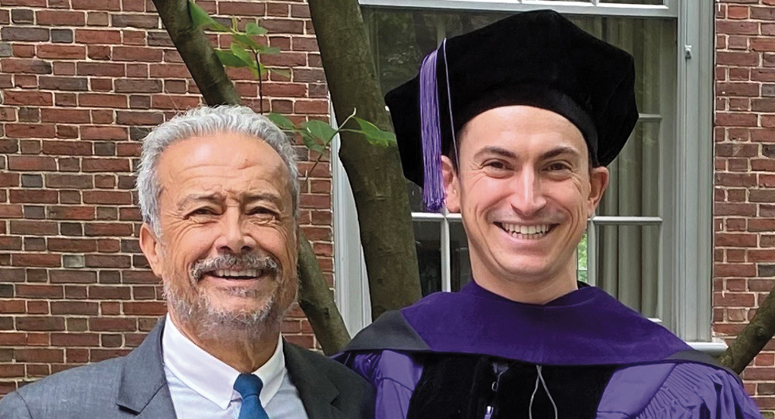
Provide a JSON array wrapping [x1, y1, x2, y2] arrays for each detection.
[[162, 315, 310, 418]]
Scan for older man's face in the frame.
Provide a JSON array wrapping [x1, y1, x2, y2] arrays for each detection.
[[140, 131, 297, 332]]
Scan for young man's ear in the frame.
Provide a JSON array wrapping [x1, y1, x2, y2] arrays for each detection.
[[442, 155, 461, 213], [587, 166, 610, 215], [139, 223, 164, 279]]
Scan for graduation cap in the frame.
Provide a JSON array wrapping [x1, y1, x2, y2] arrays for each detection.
[[386, 10, 639, 212]]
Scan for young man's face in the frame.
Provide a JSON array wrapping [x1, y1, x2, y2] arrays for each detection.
[[443, 105, 608, 297]]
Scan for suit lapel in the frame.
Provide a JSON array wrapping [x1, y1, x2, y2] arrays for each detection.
[[284, 342, 343, 419], [116, 318, 177, 418]]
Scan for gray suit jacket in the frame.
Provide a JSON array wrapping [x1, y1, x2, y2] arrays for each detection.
[[0, 319, 375, 419]]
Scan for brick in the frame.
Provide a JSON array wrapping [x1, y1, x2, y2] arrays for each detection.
[[38, 76, 88, 91], [51, 302, 99, 315], [41, 140, 92, 156], [113, 46, 162, 62], [3, 91, 53, 107], [1, 27, 49, 42], [5, 124, 56, 139], [0, 237, 21, 251], [77, 62, 124, 76], [116, 110, 162, 125], [83, 191, 132, 205], [50, 333, 99, 347], [9, 190, 58, 204], [0, 205, 23, 219], [111, 13, 158, 28], [0, 173, 19, 187], [36, 10, 86, 26], [1, 59, 51, 74], [10, 220, 58, 235], [115, 78, 161, 93], [36, 44, 86, 60], [82, 158, 131, 172], [218, 2, 265, 16], [84, 223, 133, 236], [88, 317, 136, 332], [85, 255, 130, 268], [150, 95, 200, 109], [123, 301, 166, 316], [12, 253, 61, 267], [51, 29, 74, 43], [79, 93, 127, 108], [15, 348, 64, 363], [41, 109, 90, 124], [50, 270, 97, 284], [717, 52, 759, 67]]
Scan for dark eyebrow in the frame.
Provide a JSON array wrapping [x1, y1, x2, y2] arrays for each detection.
[[473, 145, 582, 161], [541, 146, 582, 161], [473, 146, 517, 160]]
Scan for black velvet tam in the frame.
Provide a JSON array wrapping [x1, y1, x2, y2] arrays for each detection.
[[386, 9, 640, 187]]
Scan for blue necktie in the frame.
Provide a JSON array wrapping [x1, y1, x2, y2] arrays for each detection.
[[234, 373, 270, 419]]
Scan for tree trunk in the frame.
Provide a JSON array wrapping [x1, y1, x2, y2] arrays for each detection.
[[307, 0, 423, 320], [297, 232, 352, 354], [718, 288, 775, 374], [153, 0, 351, 354]]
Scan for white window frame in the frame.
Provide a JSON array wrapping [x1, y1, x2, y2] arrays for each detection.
[[332, 0, 720, 353]]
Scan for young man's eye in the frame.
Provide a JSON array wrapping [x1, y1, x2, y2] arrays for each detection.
[[484, 160, 508, 170], [547, 162, 571, 171]]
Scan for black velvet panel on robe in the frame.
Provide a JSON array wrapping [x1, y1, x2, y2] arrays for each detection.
[[406, 354, 617, 419]]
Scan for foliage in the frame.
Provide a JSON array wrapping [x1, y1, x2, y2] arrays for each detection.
[[189, 0, 396, 164]]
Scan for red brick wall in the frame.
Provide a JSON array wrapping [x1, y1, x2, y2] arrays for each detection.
[[716, 0, 775, 413], [0, 0, 332, 394]]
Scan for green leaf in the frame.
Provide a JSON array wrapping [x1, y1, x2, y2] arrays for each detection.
[[215, 50, 249, 68], [267, 113, 297, 131], [188, 0, 215, 30], [301, 120, 337, 147], [231, 16, 238, 31], [230, 43, 255, 67], [209, 20, 230, 33], [301, 132, 325, 153], [353, 117, 396, 147], [267, 67, 291, 78], [256, 45, 281, 55], [246, 22, 268, 36], [233, 33, 262, 51]]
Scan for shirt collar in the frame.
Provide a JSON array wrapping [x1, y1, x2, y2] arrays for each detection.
[[162, 315, 286, 410]]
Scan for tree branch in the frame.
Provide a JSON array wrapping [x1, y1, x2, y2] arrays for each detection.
[[718, 286, 775, 374], [307, 0, 422, 319]]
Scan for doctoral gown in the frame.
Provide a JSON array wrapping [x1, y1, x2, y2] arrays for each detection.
[[335, 280, 762, 419]]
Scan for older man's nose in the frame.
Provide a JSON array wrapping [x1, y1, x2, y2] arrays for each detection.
[[216, 211, 257, 254]]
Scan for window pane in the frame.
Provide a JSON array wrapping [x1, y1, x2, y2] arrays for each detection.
[[598, 121, 661, 217], [577, 231, 588, 283], [601, 0, 663, 5], [414, 220, 442, 296], [594, 224, 660, 319], [450, 222, 472, 291]]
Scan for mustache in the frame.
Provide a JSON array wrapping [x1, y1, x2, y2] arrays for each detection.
[[190, 253, 280, 282]]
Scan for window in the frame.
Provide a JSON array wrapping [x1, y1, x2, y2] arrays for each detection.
[[333, 0, 716, 348]]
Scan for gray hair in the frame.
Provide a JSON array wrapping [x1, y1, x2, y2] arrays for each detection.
[[137, 105, 299, 235]]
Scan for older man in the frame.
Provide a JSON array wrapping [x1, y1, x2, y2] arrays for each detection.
[[0, 106, 374, 419], [336, 10, 761, 419]]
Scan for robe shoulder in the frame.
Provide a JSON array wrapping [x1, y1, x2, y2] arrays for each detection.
[[599, 362, 762, 419], [341, 310, 429, 353]]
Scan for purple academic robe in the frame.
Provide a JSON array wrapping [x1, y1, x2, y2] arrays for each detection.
[[336, 281, 762, 419]]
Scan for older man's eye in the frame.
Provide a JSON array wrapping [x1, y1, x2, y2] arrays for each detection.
[[248, 208, 278, 222], [190, 208, 217, 216]]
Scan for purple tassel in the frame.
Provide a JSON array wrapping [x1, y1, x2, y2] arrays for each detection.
[[420, 47, 445, 212]]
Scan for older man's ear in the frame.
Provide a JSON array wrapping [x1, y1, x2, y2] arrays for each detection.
[[139, 223, 164, 279]]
